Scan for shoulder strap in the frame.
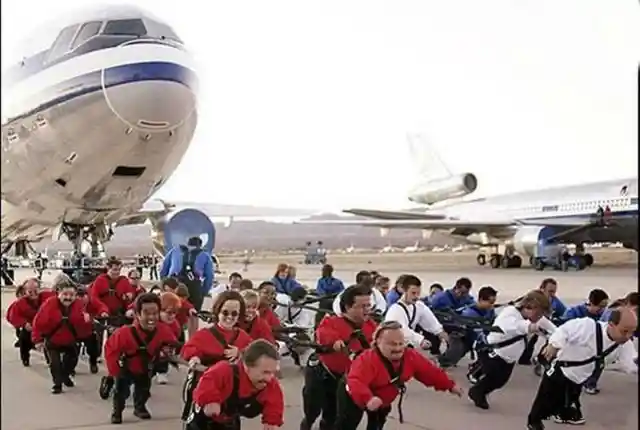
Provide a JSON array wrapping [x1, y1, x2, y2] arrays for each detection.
[[487, 333, 527, 349], [287, 305, 303, 323], [397, 302, 417, 327], [342, 317, 371, 351], [231, 364, 240, 400], [555, 321, 620, 368], [374, 347, 404, 386], [208, 326, 239, 349]]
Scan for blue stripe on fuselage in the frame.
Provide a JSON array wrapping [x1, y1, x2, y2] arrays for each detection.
[[4, 61, 197, 125], [521, 208, 638, 225]]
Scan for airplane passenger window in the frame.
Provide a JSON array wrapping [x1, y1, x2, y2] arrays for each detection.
[[48, 25, 79, 61], [631, 197, 638, 205], [103, 19, 147, 36], [71, 21, 102, 49]]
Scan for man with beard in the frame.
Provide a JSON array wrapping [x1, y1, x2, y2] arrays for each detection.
[[32, 280, 94, 393], [104, 293, 178, 423], [186, 339, 284, 430]]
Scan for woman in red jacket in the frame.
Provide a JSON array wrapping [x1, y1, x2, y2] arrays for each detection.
[[238, 290, 275, 344], [335, 320, 463, 430], [154, 292, 183, 385]]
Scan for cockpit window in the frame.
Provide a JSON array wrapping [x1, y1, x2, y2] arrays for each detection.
[[103, 19, 147, 36], [71, 21, 102, 49], [48, 25, 79, 61]]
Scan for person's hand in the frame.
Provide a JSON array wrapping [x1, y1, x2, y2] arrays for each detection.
[[189, 308, 198, 316], [449, 385, 463, 397], [24, 323, 32, 331], [366, 396, 383, 411], [333, 340, 346, 352], [203, 403, 221, 416], [100, 312, 109, 318], [123, 293, 133, 301], [188, 356, 201, 368], [34, 343, 44, 352], [125, 309, 135, 318], [542, 344, 558, 361], [83, 312, 91, 323], [224, 346, 239, 359], [419, 339, 431, 350]]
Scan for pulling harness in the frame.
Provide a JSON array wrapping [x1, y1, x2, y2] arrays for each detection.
[[181, 327, 240, 421], [310, 317, 371, 378], [374, 347, 407, 424]]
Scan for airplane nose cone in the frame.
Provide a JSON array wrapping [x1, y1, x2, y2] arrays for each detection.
[[101, 62, 197, 132]]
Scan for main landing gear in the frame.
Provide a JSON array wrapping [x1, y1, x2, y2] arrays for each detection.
[[476, 245, 523, 269], [59, 223, 113, 284]]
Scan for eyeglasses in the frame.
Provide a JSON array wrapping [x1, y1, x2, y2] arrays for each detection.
[[221, 310, 239, 318]]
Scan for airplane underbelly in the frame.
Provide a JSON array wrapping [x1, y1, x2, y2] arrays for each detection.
[[1, 65, 198, 242]]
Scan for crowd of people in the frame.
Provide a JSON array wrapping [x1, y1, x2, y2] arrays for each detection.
[[4, 236, 639, 430]]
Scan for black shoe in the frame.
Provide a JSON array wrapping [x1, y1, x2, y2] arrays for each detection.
[[14, 340, 20, 348], [110, 412, 123, 424], [51, 385, 62, 394], [90, 363, 99, 374], [133, 407, 151, 420], [69, 370, 76, 377], [527, 422, 545, 430], [63, 377, 75, 387], [468, 387, 490, 410], [299, 418, 311, 430], [21, 358, 30, 367]]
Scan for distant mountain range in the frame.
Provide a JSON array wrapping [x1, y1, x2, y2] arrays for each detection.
[[32, 206, 462, 256]]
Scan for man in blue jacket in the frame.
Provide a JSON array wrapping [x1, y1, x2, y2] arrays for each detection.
[[430, 277, 475, 312], [160, 236, 213, 311], [385, 275, 407, 307], [315, 264, 344, 296], [538, 278, 567, 324]]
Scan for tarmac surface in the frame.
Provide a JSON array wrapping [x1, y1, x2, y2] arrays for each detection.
[[2, 253, 638, 430]]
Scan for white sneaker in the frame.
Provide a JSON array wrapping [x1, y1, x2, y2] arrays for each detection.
[[155, 373, 168, 385]]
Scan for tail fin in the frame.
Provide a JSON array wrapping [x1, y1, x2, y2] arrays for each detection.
[[406, 133, 452, 183]]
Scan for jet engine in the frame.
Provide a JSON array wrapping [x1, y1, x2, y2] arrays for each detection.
[[512, 226, 561, 257], [149, 208, 216, 256], [408, 173, 478, 205]]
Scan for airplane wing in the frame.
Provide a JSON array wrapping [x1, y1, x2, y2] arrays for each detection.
[[343, 208, 447, 220], [295, 218, 517, 230]]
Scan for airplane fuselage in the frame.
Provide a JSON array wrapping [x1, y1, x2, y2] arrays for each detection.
[[1, 9, 198, 244]]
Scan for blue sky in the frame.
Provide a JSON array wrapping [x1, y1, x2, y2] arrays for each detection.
[[3, 0, 638, 211]]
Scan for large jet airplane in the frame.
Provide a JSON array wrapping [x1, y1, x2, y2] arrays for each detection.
[[0, 5, 307, 261], [298, 134, 638, 268]]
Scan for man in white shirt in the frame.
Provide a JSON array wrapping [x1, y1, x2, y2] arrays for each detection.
[[526, 308, 637, 430], [468, 290, 557, 411], [274, 288, 316, 366], [332, 285, 386, 317], [384, 274, 448, 350]]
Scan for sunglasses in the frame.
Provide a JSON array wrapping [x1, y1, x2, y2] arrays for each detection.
[[221, 310, 239, 318]]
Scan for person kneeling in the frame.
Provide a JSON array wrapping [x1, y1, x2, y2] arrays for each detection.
[[104, 293, 178, 424], [335, 321, 462, 430], [185, 339, 284, 430]]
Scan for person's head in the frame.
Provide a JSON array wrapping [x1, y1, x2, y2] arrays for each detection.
[[77, 286, 90, 304], [624, 292, 639, 308], [22, 278, 40, 299], [289, 287, 308, 303], [518, 290, 551, 322], [127, 269, 141, 287], [355, 270, 372, 288], [228, 272, 243, 290], [240, 289, 260, 321], [370, 271, 380, 282], [340, 284, 372, 323], [135, 293, 162, 330], [106, 258, 122, 278], [539, 278, 558, 298], [288, 265, 297, 279], [476, 286, 498, 309], [373, 321, 405, 361], [429, 283, 444, 296], [399, 275, 422, 304], [160, 292, 181, 323], [394, 275, 407, 292], [187, 236, 202, 250], [275, 263, 289, 278], [57, 281, 78, 307], [587, 289, 609, 314], [162, 277, 179, 292], [321, 264, 334, 278], [242, 340, 280, 390], [257, 281, 276, 307], [175, 284, 190, 300], [212, 290, 245, 329], [452, 277, 472, 298], [375, 276, 390, 294], [15, 283, 26, 298], [606, 308, 638, 344], [239, 279, 254, 291]]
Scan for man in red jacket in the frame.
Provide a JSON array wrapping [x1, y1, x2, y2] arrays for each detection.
[[185, 339, 284, 430], [6, 277, 55, 366], [90, 258, 135, 320], [104, 293, 178, 424], [32, 280, 94, 394], [301, 284, 378, 430], [335, 320, 463, 430]]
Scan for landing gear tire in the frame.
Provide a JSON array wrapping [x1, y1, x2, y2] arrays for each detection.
[[476, 254, 487, 266], [490, 254, 501, 269], [583, 253, 594, 267], [511, 255, 523, 268], [500, 256, 510, 268]]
